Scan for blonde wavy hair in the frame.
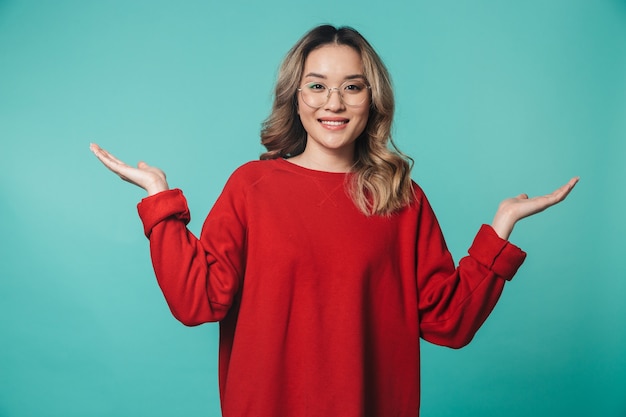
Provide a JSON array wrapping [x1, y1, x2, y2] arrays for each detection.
[[260, 25, 414, 216]]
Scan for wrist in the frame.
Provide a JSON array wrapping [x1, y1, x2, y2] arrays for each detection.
[[145, 180, 169, 196], [491, 211, 515, 241]]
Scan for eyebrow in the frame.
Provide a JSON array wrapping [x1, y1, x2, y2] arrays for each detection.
[[303, 72, 367, 81]]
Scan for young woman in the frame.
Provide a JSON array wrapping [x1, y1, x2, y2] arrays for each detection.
[[91, 25, 577, 417]]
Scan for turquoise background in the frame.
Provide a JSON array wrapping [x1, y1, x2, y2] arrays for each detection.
[[1, 0, 624, 416]]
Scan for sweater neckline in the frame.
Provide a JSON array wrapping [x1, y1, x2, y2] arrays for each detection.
[[276, 158, 353, 180]]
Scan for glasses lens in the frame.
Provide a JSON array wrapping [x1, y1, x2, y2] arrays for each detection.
[[299, 80, 370, 108], [300, 82, 327, 108], [341, 81, 370, 106]]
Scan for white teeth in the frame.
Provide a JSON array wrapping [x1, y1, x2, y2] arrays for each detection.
[[320, 120, 347, 126]]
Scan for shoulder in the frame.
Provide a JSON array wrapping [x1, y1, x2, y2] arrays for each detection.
[[228, 159, 279, 179], [410, 180, 428, 206], [223, 159, 286, 190], [402, 180, 439, 220]]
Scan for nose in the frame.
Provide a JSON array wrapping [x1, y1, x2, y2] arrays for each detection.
[[324, 88, 345, 111]]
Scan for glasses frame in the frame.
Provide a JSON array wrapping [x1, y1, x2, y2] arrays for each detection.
[[297, 80, 372, 109]]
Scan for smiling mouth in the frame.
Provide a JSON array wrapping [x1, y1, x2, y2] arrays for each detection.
[[319, 119, 349, 126]]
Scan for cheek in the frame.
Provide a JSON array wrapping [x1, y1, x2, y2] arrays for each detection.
[[355, 112, 370, 137], [296, 95, 307, 116], [356, 108, 370, 126], [297, 102, 315, 121], [297, 109, 314, 133]]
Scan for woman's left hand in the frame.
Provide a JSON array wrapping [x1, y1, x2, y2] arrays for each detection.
[[491, 177, 579, 240]]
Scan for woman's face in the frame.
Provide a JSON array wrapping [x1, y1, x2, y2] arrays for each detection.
[[297, 44, 370, 163]]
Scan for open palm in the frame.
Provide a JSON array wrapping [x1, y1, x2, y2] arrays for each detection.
[[492, 177, 579, 240], [90, 143, 169, 196]]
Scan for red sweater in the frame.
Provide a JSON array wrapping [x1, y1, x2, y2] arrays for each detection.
[[137, 158, 526, 417]]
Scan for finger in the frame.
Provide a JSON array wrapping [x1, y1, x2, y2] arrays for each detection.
[[556, 181, 577, 203], [91, 144, 130, 170], [90, 143, 121, 164], [90, 143, 111, 162], [553, 177, 579, 200], [90, 146, 138, 180], [566, 176, 580, 191], [97, 147, 128, 167], [540, 177, 579, 207]]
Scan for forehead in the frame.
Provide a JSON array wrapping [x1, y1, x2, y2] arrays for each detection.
[[302, 44, 364, 78]]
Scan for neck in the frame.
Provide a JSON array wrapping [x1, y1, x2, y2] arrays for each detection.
[[288, 149, 355, 173], [287, 139, 356, 172]]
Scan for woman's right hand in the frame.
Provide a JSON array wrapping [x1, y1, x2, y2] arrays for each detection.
[[90, 143, 169, 196]]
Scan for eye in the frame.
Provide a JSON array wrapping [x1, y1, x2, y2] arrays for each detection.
[[305, 82, 327, 92], [343, 82, 367, 93]]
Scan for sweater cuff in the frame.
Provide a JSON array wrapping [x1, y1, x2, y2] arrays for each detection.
[[137, 188, 191, 238], [468, 224, 527, 281]]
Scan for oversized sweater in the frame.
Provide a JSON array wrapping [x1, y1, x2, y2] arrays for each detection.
[[137, 158, 527, 417]]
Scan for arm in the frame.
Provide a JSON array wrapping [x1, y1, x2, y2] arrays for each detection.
[[138, 187, 245, 325], [416, 193, 524, 348], [90, 144, 244, 325], [417, 178, 578, 348]]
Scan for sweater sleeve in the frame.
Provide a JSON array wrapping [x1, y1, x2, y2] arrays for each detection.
[[416, 190, 526, 348], [137, 177, 247, 326]]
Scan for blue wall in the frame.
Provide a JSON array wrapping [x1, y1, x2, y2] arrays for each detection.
[[1, 1, 624, 416]]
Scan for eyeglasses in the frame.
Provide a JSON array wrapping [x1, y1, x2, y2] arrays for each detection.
[[297, 80, 371, 108]]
